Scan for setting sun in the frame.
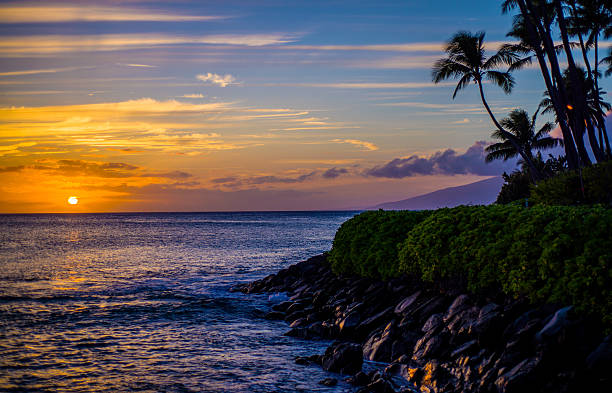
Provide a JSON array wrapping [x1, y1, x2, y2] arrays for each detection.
[[67, 196, 79, 205]]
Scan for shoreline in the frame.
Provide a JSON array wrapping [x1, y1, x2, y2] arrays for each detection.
[[233, 254, 611, 393]]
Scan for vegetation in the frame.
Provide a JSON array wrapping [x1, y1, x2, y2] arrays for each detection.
[[328, 210, 432, 279], [485, 108, 560, 181], [329, 206, 612, 327], [530, 159, 612, 205]]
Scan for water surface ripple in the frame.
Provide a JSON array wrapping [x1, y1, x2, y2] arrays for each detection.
[[0, 212, 358, 392]]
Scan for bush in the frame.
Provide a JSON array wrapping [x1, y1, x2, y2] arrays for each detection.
[[530, 160, 612, 206], [496, 170, 531, 204], [397, 205, 612, 326], [329, 205, 612, 327], [328, 210, 431, 279]]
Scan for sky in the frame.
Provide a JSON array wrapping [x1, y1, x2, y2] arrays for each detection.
[[0, 0, 610, 213]]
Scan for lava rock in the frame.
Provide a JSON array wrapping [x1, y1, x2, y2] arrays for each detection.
[[321, 341, 364, 375]]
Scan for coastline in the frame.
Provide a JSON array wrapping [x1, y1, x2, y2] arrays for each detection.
[[233, 254, 611, 393]]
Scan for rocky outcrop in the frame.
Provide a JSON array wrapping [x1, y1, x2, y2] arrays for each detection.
[[232, 254, 611, 392]]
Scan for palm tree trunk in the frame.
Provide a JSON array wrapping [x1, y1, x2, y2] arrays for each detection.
[[593, 35, 610, 158], [586, 117, 606, 162], [477, 80, 541, 181], [518, 0, 580, 169], [553, 0, 593, 165]]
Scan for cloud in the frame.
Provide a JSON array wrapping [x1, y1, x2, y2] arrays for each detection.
[[179, 94, 205, 98], [0, 34, 296, 56], [322, 167, 349, 179], [365, 141, 516, 178], [332, 139, 378, 151], [0, 165, 24, 173], [0, 66, 95, 77], [197, 73, 237, 87], [263, 82, 452, 89], [117, 63, 157, 68], [212, 172, 317, 187], [141, 170, 193, 180], [0, 5, 225, 23], [451, 118, 471, 124]]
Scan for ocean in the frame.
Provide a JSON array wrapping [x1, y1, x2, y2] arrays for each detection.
[[0, 211, 360, 392]]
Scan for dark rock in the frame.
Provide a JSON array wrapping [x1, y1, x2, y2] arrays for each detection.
[[358, 378, 396, 393], [356, 306, 394, 337], [451, 339, 478, 358], [345, 371, 369, 386], [535, 306, 573, 343], [394, 291, 422, 315], [421, 313, 444, 333], [272, 300, 293, 312], [443, 294, 471, 323], [318, 377, 337, 387], [339, 310, 361, 336], [264, 311, 285, 320], [321, 341, 363, 375], [494, 356, 540, 393], [585, 336, 612, 384], [363, 322, 396, 362], [412, 330, 448, 363], [289, 317, 309, 328]]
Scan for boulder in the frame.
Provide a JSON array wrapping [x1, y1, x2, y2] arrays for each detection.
[[535, 306, 573, 343], [422, 313, 444, 333], [363, 322, 396, 362], [494, 356, 540, 393], [321, 341, 364, 375], [394, 291, 422, 315], [443, 294, 471, 323]]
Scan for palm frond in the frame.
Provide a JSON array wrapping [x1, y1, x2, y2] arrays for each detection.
[[452, 73, 474, 99], [484, 70, 515, 94]]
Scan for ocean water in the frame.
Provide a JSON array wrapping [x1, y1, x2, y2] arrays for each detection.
[[0, 212, 359, 392]]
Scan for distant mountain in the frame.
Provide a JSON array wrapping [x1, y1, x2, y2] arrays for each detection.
[[371, 176, 504, 210]]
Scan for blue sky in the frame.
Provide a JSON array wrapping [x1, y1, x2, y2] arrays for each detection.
[[0, 0, 609, 212]]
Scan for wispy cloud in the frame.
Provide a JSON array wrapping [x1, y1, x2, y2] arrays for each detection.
[[264, 82, 452, 89], [0, 34, 298, 56], [332, 139, 378, 151], [0, 5, 226, 23], [179, 94, 205, 98], [0, 66, 94, 77], [117, 63, 157, 68], [197, 73, 237, 87]]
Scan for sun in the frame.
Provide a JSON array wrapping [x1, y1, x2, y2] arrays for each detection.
[[67, 196, 79, 205]]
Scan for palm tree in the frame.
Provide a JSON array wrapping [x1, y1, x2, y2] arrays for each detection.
[[485, 109, 561, 175], [431, 30, 542, 179]]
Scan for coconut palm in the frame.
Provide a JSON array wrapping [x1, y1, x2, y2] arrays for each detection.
[[485, 109, 561, 169], [431, 30, 542, 179]]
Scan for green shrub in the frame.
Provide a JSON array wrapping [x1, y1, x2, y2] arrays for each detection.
[[328, 210, 432, 279], [397, 205, 612, 327], [530, 160, 612, 206]]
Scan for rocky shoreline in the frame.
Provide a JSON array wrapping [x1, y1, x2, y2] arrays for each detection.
[[232, 254, 611, 393]]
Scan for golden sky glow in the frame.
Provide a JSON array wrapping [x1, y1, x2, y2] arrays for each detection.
[[1, 1, 608, 212]]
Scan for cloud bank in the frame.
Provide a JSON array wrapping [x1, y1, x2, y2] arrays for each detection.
[[365, 141, 517, 178]]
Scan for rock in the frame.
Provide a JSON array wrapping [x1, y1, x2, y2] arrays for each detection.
[[494, 356, 540, 393], [394, 291, 422, 314], [363, 322, 396, 362], [535, 306, 573, 343], [272, 300, 293, 312], [451, 339, 478, 358], [448, 306, 480, 336], [358, 378, 396, 393], [321, 341, 363, 375], [585, 336, 612, 382], [264, 311, 285, 320], [412, 330, 448, 363], [339, 310, 361, 336], [400, 364, 422, 383], [443, 294, 471, 323], [345, 371, 369, 386], [318, 377, 337, 386], [289, 317, 309, 328], [422, 313, 444, 333], [356, 306, 394, 337]]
